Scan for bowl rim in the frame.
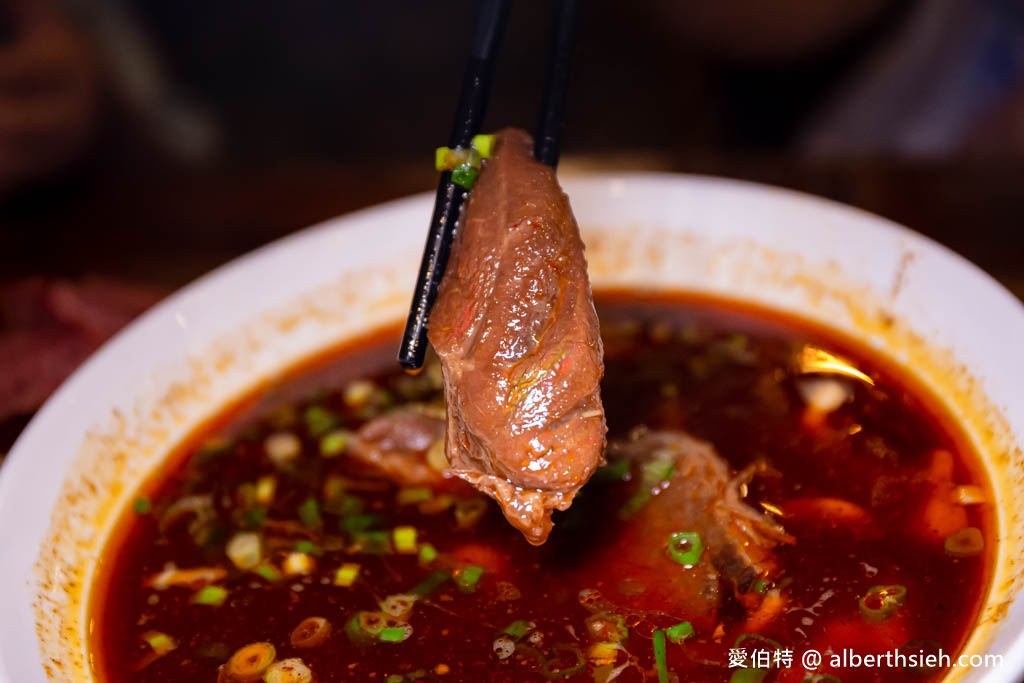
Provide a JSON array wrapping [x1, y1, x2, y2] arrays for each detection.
[[1, 171, 1022, 682]]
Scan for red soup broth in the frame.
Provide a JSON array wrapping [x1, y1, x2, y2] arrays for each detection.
[[89, 292, 994, 683]]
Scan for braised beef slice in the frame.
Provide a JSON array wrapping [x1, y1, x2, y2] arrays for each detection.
[[609, 430, 793, 595], [427, 128, 606, 545]]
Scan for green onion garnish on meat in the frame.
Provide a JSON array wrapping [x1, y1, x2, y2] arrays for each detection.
[[450, 165, 480, 190], [471, 134, 495, 158], [619, 457, 675, 518], [133, 497, 151, 515], [667, 531, 703, 567]]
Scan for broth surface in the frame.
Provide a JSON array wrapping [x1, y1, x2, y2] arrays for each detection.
[[91, 293, 993, 682]]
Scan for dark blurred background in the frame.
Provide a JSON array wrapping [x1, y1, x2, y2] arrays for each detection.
[[1, 0, 1023, 451]]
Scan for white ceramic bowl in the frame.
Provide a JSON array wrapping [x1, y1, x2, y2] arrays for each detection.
[[1, 174, 1022, 682]]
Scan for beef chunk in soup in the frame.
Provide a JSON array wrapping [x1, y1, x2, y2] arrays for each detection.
[[350, 407, 447, 487], [428, 128, 606, 545], [607, 430, 793, 600]]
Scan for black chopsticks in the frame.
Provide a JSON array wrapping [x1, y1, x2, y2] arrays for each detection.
[[534, 0, 580, 167], [398, 0, 581, 371]]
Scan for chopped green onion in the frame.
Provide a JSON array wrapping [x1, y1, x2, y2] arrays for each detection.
[[751, 578, 769, 595], [255, 564, 282, 582], [667, 531, 704, 567], [503, 620, 536, 640], [397, 487, 433, 505], [730, 669, 769, 683], [192, 585, 228, 607], [584, 613, 628, 643], [298, 498, 322, 528], [387, 676, 404, 683], [337, 495, 366, 516], [493, 634, 517, 660], [454, 498, 487, 529], [665, 621, 694, 644], [733, 633, 784, 651], [243, 506, 267, 529], [343, 380, 376, 408], [226, 531, 263, 570], [455, 565, 484, 592], [133, 497, 151, 515], [293, 539, 321, 556], [303, 405, 337, 436], [380, 593, 419, 619], [344, 611, 413, 645], [342, 514, 384, 533], [471, 133, 495, 157], [944, 527, 984, 558], [265, 657, 314, 683], [225, 642, 276, 679], [379, 627, 410, 643], [587, 641, 620, 664], [418, 543, 438, 565], [593, 459, 630, 482], [319, 429, 352, 457], [435, 146, 483, 172], [142, 630, 178, 655], [652, 629, 669, 683], [539, 644, 585, 680], [411, 569, 451, 596], [435, 146, 451, 170], [858, 584, 907, 623], [290, 616, 333, 649], [619, 457, 675, 518], [351, 530, 391, 554], [345, 611, 386, 645], [393, 526, 418, 554], [334, 563, 361, 587], [450, 164, 479, 190]]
